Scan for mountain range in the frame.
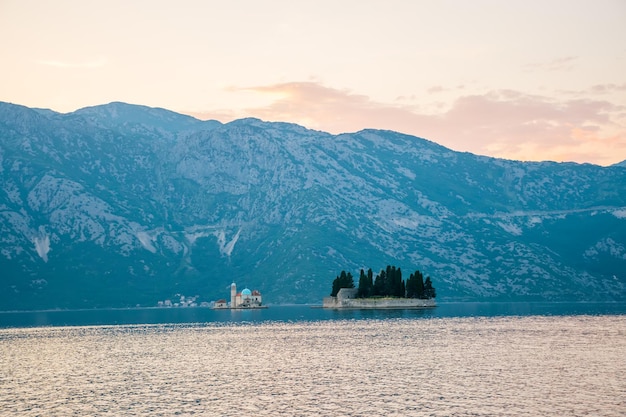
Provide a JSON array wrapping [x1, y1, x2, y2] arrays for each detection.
[[1, 101, 625, 310]]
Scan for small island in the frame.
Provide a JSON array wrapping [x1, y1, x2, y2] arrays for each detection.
[[213, 282, 267, 309], [323, 265, 436, 309]]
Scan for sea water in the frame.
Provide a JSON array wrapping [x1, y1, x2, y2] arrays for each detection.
[[1, 304, 625, 416]]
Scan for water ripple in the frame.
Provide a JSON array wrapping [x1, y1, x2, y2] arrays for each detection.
[[1, 316, 625, 416]]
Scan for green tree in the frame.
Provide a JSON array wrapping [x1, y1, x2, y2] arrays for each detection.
[[394, 267, 404, 297], [346, 271, 354, 289], [357, 269, 367, 297], [367, 268, 374, 296], [406, 270, 425, 298], [384, 265, 403, 297], [331, 274, 341, 297], [384, 265, 394, 296], [406, 272, 416, 298], [415, 270, 425, 299], [357, 268, 374, 298], [331, 270, 355, 297], [373, 269, 386, 296], [424, 276, 436, 299]]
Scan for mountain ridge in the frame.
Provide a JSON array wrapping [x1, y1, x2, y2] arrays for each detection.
[[1, 101, 625, 310]]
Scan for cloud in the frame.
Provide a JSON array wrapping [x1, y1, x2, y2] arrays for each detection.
[[36, 57, 107, 69], [560, 83, 626, 97], [427, 85, 446, 94], [239, 82, 381, 132], [191, 82, 626, 166], [425, 85, 465, 94], [436, 91, 625, 164], [523, 56, 578, 72], [589, 83, 626, 95]]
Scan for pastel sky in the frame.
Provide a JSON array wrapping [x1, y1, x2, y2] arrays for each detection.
[[1, 0, 625, 165]]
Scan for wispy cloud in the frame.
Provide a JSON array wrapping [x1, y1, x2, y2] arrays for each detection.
[[190, 82, 626, 166], [589, 83, 626, 94], [559, 83, 626, 97], [427, 85, 446, 94], [523, 56, 578, 72], [36, 57, 107, 69]]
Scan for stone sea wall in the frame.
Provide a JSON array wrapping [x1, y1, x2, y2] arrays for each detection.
[[323, 289, 436, 309]]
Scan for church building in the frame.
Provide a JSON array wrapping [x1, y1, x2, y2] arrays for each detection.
[[229, 282, 263, 308]]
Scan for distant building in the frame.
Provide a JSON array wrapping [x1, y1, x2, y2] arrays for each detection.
[[228, 282, 264, 308], [214, 299, 228, 309]]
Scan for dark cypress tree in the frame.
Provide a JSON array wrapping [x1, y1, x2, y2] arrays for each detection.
[[366, 268, 374, 297], [394, 267, 404, 297], [424, 276, 436, 299], [330, 270, 354, 296], [331, 274, 341, 297], [416, 270, 425, 299], [384, 265, 394, 296], [357, 269, 368, 298], [346, 272, 355, 289], [406, 273, 416, 298], [373, 269, 386, 296]]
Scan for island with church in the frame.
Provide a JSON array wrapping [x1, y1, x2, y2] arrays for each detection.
[[213, 282, 267, 309], [322, 265, 436, 309]]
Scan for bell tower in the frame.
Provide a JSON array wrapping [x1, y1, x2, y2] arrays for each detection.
[[230, 282, 237, 308]]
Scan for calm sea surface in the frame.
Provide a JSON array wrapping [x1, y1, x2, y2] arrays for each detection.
[[1, 303, 625, 416]]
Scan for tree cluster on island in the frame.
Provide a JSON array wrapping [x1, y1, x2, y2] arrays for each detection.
[[330, 265, 436, 299]]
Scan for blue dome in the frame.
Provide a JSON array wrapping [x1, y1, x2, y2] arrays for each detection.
[[241, 288, 252, 296]]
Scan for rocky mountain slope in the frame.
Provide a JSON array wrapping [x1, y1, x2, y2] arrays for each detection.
[[1, 101, 625, 310]]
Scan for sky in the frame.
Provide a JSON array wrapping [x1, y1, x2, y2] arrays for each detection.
[[1, 0, 625, 165]]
